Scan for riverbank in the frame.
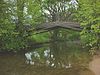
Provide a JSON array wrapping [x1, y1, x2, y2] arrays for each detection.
[[89, 51, 100, 75]]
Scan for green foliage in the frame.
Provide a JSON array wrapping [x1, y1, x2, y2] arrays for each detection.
[[1, 0, 97, 52], [0, 33, 27, 51], [75, 0, 100, 49], [29, 32, 50, 43], [24, 0, 45, 25], [61, 29, 80, 41], [0, 0, 45, 52]]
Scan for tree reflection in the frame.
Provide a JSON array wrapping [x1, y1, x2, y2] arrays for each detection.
[[25, 41, 92, 70]]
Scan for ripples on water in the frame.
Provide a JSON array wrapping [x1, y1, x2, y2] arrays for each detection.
[[0, 41, 95, 75]]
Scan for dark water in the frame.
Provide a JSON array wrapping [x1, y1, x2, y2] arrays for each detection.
[[0, 41, 95, 75]]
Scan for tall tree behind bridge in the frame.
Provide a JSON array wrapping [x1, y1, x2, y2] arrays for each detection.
[[41, 0, 78, 22]]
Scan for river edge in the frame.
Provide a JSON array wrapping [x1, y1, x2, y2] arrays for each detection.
[[89, 51, 100, 75]]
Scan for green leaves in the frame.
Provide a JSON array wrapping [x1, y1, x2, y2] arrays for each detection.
[[76, 0, 100, 49], [0, 0, 99, 52]]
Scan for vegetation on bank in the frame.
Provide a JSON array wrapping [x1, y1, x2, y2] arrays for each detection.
[[0, 0, 100, 52]]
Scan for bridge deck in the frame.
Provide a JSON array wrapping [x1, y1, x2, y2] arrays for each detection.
[[35, 22, 82, 31]]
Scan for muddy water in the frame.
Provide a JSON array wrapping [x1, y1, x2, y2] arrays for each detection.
[[0, 42, 97, 75], [0, 54, 95, 75]]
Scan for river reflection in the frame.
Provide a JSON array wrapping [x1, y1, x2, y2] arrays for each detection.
[[25, 41, 91, 68], [0, 41, 95, 75]]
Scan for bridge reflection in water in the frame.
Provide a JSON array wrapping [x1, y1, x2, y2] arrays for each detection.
[[0, 41, 96, 75]]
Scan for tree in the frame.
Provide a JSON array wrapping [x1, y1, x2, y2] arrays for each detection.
[[75, 0, 100, 50], [0, 0, 45, 51], [41, 0, 78, 22]]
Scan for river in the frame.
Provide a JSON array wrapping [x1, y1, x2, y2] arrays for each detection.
[[0, 41, 98, 75]]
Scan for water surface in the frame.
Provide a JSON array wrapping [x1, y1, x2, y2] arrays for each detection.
[[0, 41, 95, 75]]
